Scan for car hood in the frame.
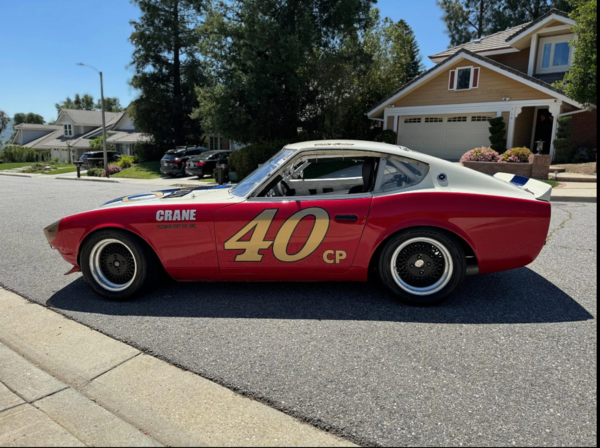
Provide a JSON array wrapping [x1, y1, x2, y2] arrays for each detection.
[[100, 184, 240, 209]]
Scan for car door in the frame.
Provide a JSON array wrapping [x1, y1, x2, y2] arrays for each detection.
[[214, 196, 372, 281]]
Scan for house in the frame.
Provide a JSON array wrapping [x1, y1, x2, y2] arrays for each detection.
[[367, 9, 597, 161], [12, 109, 149, 162]]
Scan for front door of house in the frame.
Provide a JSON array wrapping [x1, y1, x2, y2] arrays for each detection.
[[534, 108, 554, 154]]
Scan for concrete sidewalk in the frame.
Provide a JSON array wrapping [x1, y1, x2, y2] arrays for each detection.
[[0, 288, 354, 447], [551, 182, 597, 203]]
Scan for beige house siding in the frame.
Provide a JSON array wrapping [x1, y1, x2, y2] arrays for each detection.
[[386, 116, 394, 131], [513, 107, 536, 148], [391, 62, 554, 108], [488, 47, 530, 73]]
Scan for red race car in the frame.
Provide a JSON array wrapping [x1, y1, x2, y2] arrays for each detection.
[[44, 140, 552, 305]]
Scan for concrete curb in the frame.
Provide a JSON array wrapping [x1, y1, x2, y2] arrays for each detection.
[[0, 288, 355, 447], [550, 196, 597, 203], [55, 177, 119, 184], [0, 172, 33, 178]]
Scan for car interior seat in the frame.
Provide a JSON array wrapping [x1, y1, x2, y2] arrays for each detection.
[[348, 158, 377, 194]]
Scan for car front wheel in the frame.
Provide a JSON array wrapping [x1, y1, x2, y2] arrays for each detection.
[[80, 230, 155, 301], [379, 228, 466, 306]]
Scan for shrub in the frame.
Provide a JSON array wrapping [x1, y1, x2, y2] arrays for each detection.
[[87, 168, 104, 177], [500, 147, 531, 163], [487, 117, 507, 153], [134, 141, 164, 162], [460, 147, 501, 163], [553, 116, 574, 164], [228, 140, 289, 180], [1, 145, 39, 162], [118, 155, 135, 169], [102, 165, 122, 176], [374, 130, 397, 145]]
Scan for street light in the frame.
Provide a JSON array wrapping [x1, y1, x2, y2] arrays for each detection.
[[76, 62, 109, 177]]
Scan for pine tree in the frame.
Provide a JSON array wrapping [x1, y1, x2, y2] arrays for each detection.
[[129, 0, 206, 148], [438, 0, 501, 46]]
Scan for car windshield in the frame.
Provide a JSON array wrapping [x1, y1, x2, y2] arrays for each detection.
[[231, 148, 296, 197]]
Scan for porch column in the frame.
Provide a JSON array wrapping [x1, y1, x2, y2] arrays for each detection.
[[506, 106, 523, 149], [549, 103, 563, 158]]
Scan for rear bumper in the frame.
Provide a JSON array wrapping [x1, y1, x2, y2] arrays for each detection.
[[160, 164, 183, 175]]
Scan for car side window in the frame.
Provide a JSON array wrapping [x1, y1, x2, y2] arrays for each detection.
[[376, 156, 429, 193]]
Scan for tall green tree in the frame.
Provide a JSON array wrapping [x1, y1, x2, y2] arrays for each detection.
[[438, 0, 501, 46], [129, 0, 206, 148], [13, 113, 45, 128], [195, 0, 376, 144], [439, 0, 574, 46], [559, 0, 596, 105], [493, 0, 574, 31], [0, 111, 10, 135], [54, 94, 124, 113]]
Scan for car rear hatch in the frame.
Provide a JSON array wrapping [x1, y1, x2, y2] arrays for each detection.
[[493, 173, 552, 202]]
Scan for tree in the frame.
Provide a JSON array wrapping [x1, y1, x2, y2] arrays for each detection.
[[0, 111, 10, 135], [89, 136, 116, 152], [55, 94, 124, 113], [95, 97, 125, 112], [559, 0, 596, 105], [13, 113, 45, 128], [439, 0, 574, 46], [438, 0, 501, 46], [129, 0, 206, 149], [493, 0, 574, 31], [195, 0, 376, 144]]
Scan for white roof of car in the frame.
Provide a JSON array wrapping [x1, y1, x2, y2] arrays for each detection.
[[285, 140, 410, 153]]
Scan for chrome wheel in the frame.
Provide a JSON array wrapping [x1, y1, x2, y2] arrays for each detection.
[[89, 239, 137, 292], [391, 237, 453, 296]]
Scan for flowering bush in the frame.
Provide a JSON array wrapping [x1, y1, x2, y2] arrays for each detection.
[[460, 147, 501, 163], [101, 164, 122, 176], [500, 147, 531, 163]]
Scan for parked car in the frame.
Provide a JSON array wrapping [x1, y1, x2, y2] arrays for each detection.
[[185, 150, 232, 178], [160, 147, 208, 177], [79, 151, 122, 169], [45, 140, 553, 305]]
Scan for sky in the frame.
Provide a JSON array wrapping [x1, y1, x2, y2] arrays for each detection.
[[0, 0, 450, 123]]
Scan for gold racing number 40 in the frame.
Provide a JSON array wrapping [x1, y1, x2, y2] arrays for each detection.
[[224, 208, 330, 262]]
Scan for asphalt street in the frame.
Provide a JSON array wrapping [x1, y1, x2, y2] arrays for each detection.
[[0, 176, 596, 446]]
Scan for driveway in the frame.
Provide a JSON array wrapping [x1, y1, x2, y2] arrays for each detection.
[[0, 176, 596, 446]]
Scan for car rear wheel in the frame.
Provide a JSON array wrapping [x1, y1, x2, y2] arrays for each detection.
[[80, 230, 156, 301], [379, 228, 466, 306]]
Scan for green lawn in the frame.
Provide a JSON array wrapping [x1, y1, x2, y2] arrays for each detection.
[[42, 166, 78, 175], [0, 162, 33, 171], [112, 162, 162, 179], [199, 177, 216, 183], [541, 180, 560, 188]]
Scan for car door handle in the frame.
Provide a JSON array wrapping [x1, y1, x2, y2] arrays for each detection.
[[334, 215, 359, 223]]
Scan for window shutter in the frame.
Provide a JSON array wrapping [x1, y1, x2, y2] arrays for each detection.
[[472, 67, 480, 88], [449, 70, 456, 90]]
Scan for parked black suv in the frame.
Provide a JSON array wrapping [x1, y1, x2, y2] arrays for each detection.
[[160, 147, 208, 177], [79, 151, 122, 169], [185, 150, 232, 178]]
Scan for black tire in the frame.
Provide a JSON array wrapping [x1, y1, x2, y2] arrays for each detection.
[[379, 228, 466, 306], [80, 229, 157, 301]]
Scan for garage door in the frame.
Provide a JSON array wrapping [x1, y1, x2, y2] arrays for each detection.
[[397, 114, 495, 161]]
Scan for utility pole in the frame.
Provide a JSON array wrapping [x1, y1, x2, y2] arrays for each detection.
[[77, 63, 109, 177]]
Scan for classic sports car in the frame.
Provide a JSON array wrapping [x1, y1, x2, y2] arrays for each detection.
[[44, 140, 552, 305]]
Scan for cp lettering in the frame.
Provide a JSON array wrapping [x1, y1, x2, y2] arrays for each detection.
[[323, 250, 347, 265]]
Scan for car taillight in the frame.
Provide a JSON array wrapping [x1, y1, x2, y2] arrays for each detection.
[[196, 161, 206, 166], [174, 158, 182, 163]]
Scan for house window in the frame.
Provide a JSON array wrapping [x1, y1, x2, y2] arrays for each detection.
[[471, 116, 490, 122], [448, 116, 467, 123], [404, 118, 422, 124], [537, 35, 574, 74], [448, 67, 480, 91], [63, 124, 73, 137], [456, 68, 472, 90], [425, 117, 443, 123]]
